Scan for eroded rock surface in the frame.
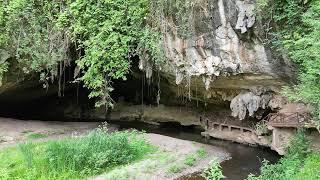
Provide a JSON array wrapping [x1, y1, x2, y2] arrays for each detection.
[[148, 0, 295, 119]]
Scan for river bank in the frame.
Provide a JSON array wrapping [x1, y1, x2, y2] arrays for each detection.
[[0, 117, 229, 179], [0, 117, 279, 179]]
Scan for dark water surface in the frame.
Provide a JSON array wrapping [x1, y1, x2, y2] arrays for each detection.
[[112, 120, 280, 180]]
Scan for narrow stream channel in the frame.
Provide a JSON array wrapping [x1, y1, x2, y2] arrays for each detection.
[[111, 120, 280, 180]]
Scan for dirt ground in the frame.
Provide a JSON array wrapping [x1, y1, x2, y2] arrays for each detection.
[[0, 117, 230, 179], [0, 117, 100, 148]]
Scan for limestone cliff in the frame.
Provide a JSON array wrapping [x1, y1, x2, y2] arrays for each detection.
[[140, 0, 295, 120]]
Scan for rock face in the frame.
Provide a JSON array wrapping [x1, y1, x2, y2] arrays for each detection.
[[153, 0, 295, 119]]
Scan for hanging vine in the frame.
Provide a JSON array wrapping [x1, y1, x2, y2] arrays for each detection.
[[0, 0, 69, 91]]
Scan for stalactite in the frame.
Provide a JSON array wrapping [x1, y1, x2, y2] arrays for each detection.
[[63, 62, 66, 97], [188, 75, 191, 101], [58, 61, 62, 97], [196, 83, 199, 107], [156, 71, 161, 106]]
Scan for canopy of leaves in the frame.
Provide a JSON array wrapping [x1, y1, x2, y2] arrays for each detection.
[[0, 0, 163, 108], [59, 0, 150, 108], [247, 130, 312, 180]]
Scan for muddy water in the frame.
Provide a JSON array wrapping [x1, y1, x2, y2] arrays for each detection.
[[112, 121, 280, 180]]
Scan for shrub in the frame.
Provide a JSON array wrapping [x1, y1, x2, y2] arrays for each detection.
[[202, 159, 224, 180], [294, 153, 320, 179], [247, 129, 311, 180]]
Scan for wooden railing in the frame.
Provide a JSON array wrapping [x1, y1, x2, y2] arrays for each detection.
[[265, 112, 310, 127], [200, 116, 255, 134]]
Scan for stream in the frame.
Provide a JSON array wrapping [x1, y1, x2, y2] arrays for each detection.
[[111, 120, 280, 180]]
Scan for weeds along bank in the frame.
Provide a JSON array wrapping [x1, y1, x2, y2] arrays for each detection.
[[0, 129, 154, 179], [0, 125, 227, 180]]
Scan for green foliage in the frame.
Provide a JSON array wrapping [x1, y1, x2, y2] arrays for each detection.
[[197, 147, 207, 158], [168, 164, 184, 173], [202, 159, 224, 180], [62, 0, 146, 108], [281, 1, 320, 122], [247, 130, 312, 180], [257, 0, 320, 123], [137, 26, 166, 67], [0, 130, 154, 179], [0, 0, 69, 87], [184, 147, 207, 166], [0, 0, 164, 108], [57, 0, 165, 109], [184, 154, 197, 166], [294, 152, 320, 179]]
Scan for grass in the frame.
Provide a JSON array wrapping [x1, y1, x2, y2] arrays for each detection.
[[26, 132, 48, 139], [184, 147, 207, 166], [168, 164, 184, 173], [0, 129, 154, 179], [184, 154, 197, 166], [197, 147, 207, 158]]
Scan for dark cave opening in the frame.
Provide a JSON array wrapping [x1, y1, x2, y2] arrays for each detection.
[[0, 58, 168, 121]]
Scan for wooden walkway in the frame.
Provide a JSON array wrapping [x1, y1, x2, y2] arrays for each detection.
[[200, 117, 256, 134]]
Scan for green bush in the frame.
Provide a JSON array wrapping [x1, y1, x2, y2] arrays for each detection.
[[202, 159, 224, 180], [197, 147, 207, 158], [257, 0, 320, 124], [0, 130, 154, 179], [294, 153, 320, 179], [247, 130, 313, 180]]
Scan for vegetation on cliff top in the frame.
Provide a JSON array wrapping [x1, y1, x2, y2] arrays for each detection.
[[258, 0, 320, 124]]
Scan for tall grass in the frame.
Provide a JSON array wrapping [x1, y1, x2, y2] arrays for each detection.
[[0, 129, 154, 179]]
